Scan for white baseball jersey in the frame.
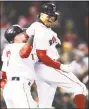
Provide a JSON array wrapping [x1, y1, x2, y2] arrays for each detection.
[[26, 21, 61, 61], [47, 44, 60, 60], [1, 43, 36, 80]]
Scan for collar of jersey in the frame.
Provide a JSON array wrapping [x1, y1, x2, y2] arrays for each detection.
[[37, 19, 51, 29]]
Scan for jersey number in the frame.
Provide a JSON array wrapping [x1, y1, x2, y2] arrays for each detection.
[[6, 50, 11, 66]]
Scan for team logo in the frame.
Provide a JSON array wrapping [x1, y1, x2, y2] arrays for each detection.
[[49, 36, 56, 45]]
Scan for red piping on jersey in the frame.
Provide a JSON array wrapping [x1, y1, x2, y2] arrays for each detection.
[[36, 50, 61, 69], [20, 43, 32, 58]]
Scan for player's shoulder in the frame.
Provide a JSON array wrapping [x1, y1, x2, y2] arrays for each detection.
[[10, 43, 25, 48], [26, 22, 41, 36], [28, 21, 41, 28], [4, 43, 25, 50]]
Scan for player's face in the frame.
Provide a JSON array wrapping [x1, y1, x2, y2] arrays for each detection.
[[14, 33, 28, 43], [46, 16, 56, 27], [40, 13, 56, 28], [48, 16, 56, 23]]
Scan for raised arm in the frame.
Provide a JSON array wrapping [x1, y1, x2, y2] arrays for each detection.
[[19, 34, 33, 58], [19, 24, 35, 58]]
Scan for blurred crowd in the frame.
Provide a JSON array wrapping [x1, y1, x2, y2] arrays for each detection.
[[0, 1, 88, 109]]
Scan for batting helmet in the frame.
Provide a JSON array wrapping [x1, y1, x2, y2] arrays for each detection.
[[41, 3, 59, 17], [5, 25, 24, 43]]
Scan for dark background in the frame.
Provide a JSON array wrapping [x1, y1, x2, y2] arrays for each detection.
[[0, 1, 89, 109]]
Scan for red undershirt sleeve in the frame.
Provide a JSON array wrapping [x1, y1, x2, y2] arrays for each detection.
[[19, 43, 32, 58], [36, 50, 61, 69], [1, 71, 7, 79], [19, 24, 35, 58], [19, 32, 33, 58]]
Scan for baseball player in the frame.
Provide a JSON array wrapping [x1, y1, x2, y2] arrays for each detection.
[[1, 25, 37, 108], [20, 3, 86, 109]]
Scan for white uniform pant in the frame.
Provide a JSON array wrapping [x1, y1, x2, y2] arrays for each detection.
[[3, 77, 37, 108], [35, 63, 86, 108]]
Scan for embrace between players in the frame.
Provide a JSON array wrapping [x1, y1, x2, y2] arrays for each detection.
[[0, 3, 87, 109]]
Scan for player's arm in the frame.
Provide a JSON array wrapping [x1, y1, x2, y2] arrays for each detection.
[[36, 50, 61, 69], [35, 32, 61, 69], [1, 49, 7, 80], [0, 49, 9, 89], [1, 56, 7, 80], [19, 25, 34, 58], [36, 49, 71, 72], [36, 33, 71, 72], [19, 36, 33, 58]]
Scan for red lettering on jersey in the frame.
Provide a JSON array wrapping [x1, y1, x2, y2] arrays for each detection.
[[6, 50, 11, 66], [52, 36, 56, 43], [49, 36, 56, 45]]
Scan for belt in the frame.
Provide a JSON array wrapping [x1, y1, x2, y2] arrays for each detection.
[[11, 77, 31, 86], [12, 77, 20, 81]]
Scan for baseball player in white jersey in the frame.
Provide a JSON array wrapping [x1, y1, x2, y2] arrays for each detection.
[[1, 25, 37, 108], [21, 3, 87, 109]]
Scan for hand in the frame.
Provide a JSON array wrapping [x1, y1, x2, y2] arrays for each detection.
[[60, 64, 72, 73]]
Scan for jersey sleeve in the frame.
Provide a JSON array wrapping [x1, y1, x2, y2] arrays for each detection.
[[26, 23, 35, 37], [1, 62, 7, 72], [1, 49, 7, 72], [35, 29, 49, 50], [2, 49, 6, 62]]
